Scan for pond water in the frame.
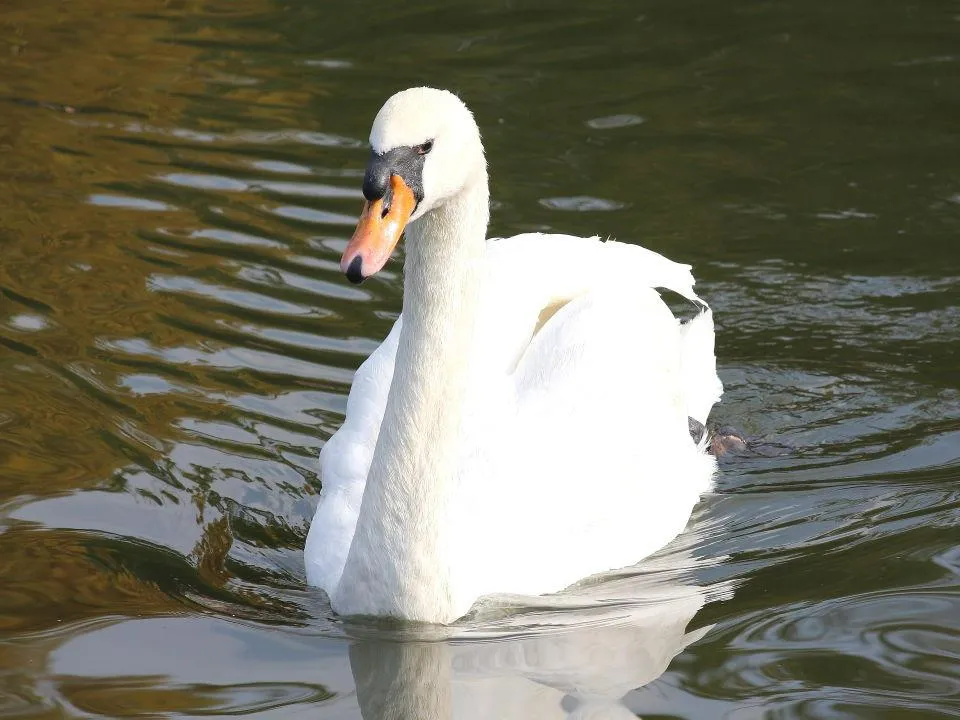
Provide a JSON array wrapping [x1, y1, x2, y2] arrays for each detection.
[[1, 0, 958, 717]]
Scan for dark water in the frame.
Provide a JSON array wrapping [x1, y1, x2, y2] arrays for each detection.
[[1, 0, 958, 717]]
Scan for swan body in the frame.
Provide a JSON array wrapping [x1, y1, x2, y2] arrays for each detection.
[[304, 88, 722, 623]]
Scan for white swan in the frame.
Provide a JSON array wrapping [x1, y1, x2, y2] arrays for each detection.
[[305, 87, 723, 624]]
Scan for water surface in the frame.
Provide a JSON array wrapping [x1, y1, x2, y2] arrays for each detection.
[[1, 0, 958, 717]]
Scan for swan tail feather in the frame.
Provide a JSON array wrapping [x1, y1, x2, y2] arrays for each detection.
[[680, 308, 722, 426]]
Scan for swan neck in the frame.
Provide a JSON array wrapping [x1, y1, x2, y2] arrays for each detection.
[[335, 178, 489, 622], [401, 185, 489, 346]]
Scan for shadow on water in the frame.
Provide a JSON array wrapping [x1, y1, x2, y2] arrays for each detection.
[[0, 0, 958, 717]]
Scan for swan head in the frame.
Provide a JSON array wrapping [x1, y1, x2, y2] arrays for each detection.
[[340, 87, 486, 284]]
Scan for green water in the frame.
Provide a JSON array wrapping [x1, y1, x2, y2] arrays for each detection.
[[1, 0, 958, 717]]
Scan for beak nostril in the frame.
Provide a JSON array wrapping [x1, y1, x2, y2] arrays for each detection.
[[380, 178, 395, 219]]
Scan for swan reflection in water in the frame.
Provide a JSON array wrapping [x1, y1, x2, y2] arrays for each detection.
[[346, 560, 731, 720], [43, 554, 729, 718]]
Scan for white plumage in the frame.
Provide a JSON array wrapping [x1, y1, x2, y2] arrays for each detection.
[[304, 88, 722, 623]]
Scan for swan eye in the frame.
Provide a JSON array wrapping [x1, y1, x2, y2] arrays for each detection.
[[416, 140, 434, 155]]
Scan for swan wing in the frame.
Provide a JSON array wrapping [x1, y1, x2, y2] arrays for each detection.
[[452, 235, 719, 600], [475, 233, 721, 427], [304, 318, 401, 593]]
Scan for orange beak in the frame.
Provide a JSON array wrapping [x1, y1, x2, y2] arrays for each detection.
[[341, 174, 417, 284]]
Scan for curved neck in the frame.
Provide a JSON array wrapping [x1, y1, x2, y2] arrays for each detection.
[[335, 177, 489, 622]]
